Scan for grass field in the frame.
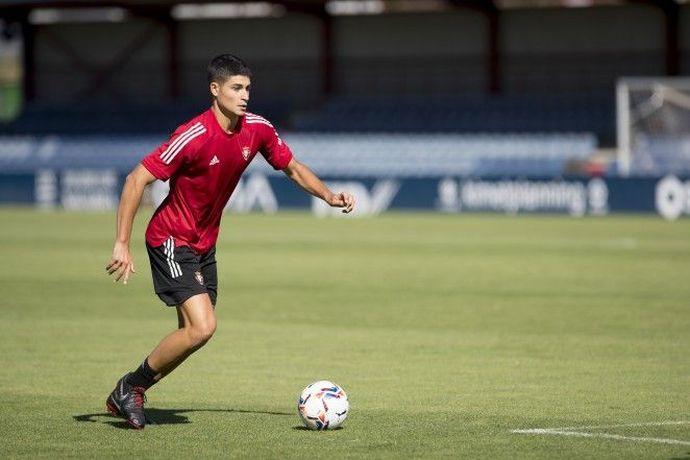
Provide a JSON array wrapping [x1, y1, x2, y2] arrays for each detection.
[[0, 208, 689, 459]]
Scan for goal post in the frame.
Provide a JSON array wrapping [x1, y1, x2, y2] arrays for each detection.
[[617, 77, 690, 177]]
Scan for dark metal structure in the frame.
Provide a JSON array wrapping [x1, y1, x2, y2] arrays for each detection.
[[0, 0, 683, 102]]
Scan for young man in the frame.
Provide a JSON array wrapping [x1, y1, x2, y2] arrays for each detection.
[[105, 54, 355, 429]]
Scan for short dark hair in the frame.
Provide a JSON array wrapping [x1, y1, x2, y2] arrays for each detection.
[[207, 54, 252, 84]]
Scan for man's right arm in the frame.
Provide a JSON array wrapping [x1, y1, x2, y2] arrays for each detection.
[[106, 164, 157, 284]]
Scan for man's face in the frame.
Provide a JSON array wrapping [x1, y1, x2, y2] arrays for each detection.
[[210, 75, 250, 116]]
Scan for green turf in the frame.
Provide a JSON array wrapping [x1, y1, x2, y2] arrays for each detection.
[[0, 208, 688, 458]]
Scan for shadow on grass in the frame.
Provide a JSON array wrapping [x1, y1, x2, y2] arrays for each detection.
[[74, 408, 293, 430]]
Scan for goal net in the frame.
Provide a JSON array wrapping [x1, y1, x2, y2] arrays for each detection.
[[617, 77, 690, 177]]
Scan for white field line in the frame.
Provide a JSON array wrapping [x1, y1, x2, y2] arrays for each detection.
[[511, 421, 690, 447], [547, 421, 690, 431]]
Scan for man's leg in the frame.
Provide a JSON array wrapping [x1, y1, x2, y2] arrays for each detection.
[[177, 307, 185, 329], [151, 308, 189, 381], [147, 294, 216, 380], [149, 246, 217, 381], [106, 293, 215, 429]]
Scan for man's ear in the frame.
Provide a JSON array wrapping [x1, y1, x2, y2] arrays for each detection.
[[210, 81, 219, 97]]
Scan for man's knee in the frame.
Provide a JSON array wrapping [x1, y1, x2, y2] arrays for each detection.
[[186, 321, 216, 349], [180, 293, 216, 348]]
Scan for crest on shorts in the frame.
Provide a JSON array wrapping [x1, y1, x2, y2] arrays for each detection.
[[242, 146, 251, 160], [194, 271, 204, 286]]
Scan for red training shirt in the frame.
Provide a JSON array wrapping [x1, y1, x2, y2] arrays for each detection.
[[141, 109, 293, 254]]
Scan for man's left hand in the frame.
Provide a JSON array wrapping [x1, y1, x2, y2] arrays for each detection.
[[328, 191, 355, 214]]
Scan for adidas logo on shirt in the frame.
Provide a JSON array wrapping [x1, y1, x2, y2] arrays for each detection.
[[209, 155, 220, 166]]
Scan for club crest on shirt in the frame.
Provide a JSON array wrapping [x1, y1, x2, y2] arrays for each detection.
[[194, 271, 204, 286], [242, 146, 251, 160]]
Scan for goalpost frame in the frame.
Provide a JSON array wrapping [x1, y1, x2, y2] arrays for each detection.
[[616, 77, 690, 177]]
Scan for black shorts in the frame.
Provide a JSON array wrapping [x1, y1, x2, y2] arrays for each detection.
[[146, 238, 218, 307]]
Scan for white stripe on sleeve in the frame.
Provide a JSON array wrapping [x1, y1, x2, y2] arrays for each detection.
[[160, 123, 205, 164], [162, 127, 206, 165], [245, 120, 277, 130], [160, 122, 201, 159]]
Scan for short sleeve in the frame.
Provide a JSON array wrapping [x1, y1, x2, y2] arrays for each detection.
[[260, 123, 293, 170], [141, 121, 207, 181]]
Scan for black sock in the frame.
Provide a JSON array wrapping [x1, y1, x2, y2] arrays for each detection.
[[125, 358, 158, 390]]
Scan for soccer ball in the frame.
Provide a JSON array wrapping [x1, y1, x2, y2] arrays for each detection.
[[297, 380, 349, 430]]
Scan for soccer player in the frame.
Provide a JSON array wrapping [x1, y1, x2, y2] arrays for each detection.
[[104, 54, 355, 429]]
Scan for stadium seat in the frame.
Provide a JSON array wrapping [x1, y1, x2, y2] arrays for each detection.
[[0, 132, 597, 177]]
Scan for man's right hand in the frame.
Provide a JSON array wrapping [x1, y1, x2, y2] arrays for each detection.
[[106, 241, 136, 284]]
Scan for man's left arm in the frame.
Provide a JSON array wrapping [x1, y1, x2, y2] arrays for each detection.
[[283, 158, 355, 213]]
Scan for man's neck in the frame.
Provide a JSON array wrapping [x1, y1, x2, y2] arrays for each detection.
[[211, 102, 239, 133]]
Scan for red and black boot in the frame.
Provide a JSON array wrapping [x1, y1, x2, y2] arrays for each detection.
[[106, 375, 147, 429]]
